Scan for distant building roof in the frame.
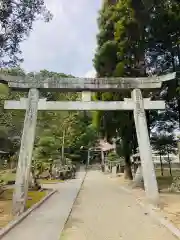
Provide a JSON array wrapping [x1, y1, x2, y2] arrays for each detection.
[[98, 140, 115, 152], [89, 140, 115, 152]]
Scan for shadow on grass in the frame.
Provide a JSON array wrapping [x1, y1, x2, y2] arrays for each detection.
[[0, 188, 48, 228], [0, 188, 47, 209], [157, 176, 173, 190], [156, 169, 180, 193]]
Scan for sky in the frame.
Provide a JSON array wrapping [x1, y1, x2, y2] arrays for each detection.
[[20, 0, 102, 77]]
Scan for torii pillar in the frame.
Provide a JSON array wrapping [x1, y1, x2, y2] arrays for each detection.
[[132, 89, 159, 203], [12, 89, 39, 216]]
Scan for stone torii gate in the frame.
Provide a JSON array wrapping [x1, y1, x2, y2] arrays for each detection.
[[0, 72, 176, 215]]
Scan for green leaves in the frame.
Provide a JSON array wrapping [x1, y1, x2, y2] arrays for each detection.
[[151, 133, 177, 156], [0, 1, 52, 67], [94, 40, 118, 77], [107, 151, 119, 161]]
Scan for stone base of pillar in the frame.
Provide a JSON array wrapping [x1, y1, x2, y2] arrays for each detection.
[[132, 165, 144, 188]]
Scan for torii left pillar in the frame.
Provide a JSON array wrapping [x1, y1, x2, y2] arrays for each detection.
[[13, 88, 39, 216]]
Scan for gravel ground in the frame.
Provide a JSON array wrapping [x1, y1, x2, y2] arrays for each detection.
[[61, 170, 177, 240]]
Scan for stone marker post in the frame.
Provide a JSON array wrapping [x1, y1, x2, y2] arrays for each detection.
[[112, 165, 117, 177], [132, 89, 159, 203], [133, 163, 143, 188], [101, 150, 105, 165], [13, 88, 39, 216], [105, 164, 109, 173], [87, 150, 90, 167]]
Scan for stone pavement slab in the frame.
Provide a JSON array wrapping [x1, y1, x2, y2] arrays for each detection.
[[61, 170, 178, 240], [1, 171, 86, 240]]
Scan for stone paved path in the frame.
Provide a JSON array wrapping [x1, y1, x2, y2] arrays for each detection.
[[1, 171, 86, 240], [61, 170, 177, 240]]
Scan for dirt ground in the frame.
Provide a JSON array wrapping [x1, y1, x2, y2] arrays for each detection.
[[116, 170, 180, 230], [0, 199, 12, 228], [157, 193, 180, 229]]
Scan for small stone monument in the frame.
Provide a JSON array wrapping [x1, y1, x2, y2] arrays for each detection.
[[105, 164, 109, 173], [112, 165, 117, 177], [170, 176, 180, 192], [132, 152, 144, 188]]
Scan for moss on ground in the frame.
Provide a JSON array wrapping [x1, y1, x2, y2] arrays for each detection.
[[0, 188, 48, 227], [39, 179, 63, 184], [156, 169, 180, 191], [0, 188, 47, 208], [0, 171, 16, 184], [26, 191, 47, 209], [0, 170, 64, 185]]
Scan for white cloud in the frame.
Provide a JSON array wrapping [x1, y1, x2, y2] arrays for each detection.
[[20, 0, 102, 77], [84, 69, 96, 78]]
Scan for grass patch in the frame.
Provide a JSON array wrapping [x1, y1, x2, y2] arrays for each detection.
[[0, 170, 63, 185], [0, 188, 13, 200], [155, 168, 180, 191], [39, 179, 63, 184], [60, 232, 67, 240], [0, 188, 47, 209], [0, 188, 48, 228], [0, 171, 16, 184], [157, 176, 173, 190], [26, 191, 47, 209]]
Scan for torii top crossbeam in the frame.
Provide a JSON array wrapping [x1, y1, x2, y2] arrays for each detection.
[[0, 72, 176, 92]]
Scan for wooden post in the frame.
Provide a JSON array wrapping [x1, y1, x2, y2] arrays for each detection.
[[101, 150, 105, 165], [132, 89, 159, 203], [12, 88, 39, 216]]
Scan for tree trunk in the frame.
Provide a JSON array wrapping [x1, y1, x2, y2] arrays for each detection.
[[169, 160, 172, 176], [134, 163, 138, 174], [124, 155, 133, 180], [178, 98, 180, 129], [167, 151, 172, 176], [49, 163, 53, 179], [132, 125, 138, 154], [146, 111, 151, 137], [159, 153, 163, 176]]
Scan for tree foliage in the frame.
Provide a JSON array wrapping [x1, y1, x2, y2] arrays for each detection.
[[0, 0, 52, 67], [0, 68, 98, 168], [93, 0, 180, 179], [93, 0, 146, 179]]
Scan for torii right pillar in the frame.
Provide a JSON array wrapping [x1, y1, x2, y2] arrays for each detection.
[[132, 89, 159, 204]]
